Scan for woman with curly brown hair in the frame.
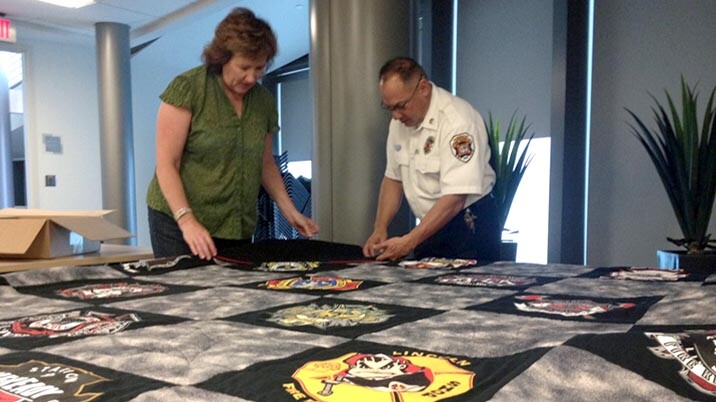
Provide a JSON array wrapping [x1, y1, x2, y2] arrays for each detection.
[[146, 8, 318, 259]]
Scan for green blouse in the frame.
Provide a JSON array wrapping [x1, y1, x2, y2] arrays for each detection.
[[146, 65, 279, 239]]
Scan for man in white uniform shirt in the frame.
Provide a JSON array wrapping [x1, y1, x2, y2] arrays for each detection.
[[363, 57, 500, 261]]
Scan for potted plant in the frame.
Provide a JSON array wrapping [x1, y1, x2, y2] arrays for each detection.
[[626, 78, 716, 273], [485, 112, 535, 261]]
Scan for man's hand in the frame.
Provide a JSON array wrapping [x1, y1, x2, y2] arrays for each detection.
[[374, 235, 418, 261], [363, 229, 388, 257]]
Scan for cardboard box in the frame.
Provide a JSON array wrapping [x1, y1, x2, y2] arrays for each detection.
[[0, 209, 132, 259]]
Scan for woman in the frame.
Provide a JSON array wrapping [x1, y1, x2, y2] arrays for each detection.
[[146, 8, 318, 259]]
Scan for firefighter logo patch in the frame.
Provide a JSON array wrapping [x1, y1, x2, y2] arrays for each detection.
[[400, 258, 477, 269], [0, 360, 107, 401], [648, 331, 716, 396], [436, 274, 537, 287], [262, 276, 363, 291], [291, 352, 474, 401], [514, 295, 635, 318], [56, 282, 167, 300], [257, 261, 320, 272], [449, 133, 474, 162], [268, 303, 392, 329], [0, 311, 141, 338]]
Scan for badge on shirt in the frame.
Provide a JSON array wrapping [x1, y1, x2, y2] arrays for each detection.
[[450, 133, 475, 162], [423, 136, 435, 154]]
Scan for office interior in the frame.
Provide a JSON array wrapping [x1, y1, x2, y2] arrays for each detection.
[[1, 0, 715, 269]]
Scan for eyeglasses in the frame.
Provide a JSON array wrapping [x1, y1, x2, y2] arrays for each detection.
[[381, 76, 423, 112]]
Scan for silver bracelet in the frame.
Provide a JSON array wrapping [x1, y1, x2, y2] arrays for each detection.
[[173, 207, 192, 221]]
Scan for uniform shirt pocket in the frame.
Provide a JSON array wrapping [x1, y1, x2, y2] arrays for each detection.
[[414, 155, 441, 195]]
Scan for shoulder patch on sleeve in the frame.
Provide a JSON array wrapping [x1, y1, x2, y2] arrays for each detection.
[[450, 133, 475, 162]]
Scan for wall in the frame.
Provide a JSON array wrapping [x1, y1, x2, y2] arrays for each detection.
[[456, 0, 553, 140], [456, 0, 554, 262], [589, 0, 716, 266], [279, 72, 312, 162], [0, 23, 102, 212]]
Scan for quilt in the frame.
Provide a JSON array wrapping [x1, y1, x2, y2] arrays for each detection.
[[0, 239, 714, 402]]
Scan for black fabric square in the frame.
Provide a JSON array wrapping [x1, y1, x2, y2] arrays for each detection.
[[467, 293, 662, 324], [413, 272, 561, 290], [223, 297, 442, 338], [236, 275, 388, 295], [0, 306, 187, 350], [565, 330, 716, 401], [197, 339, 550, 402], [13, 278, 206, 304], [0, 351, 169, 401]]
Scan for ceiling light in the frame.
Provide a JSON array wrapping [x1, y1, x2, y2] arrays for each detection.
[[36, 0, 96, 8]]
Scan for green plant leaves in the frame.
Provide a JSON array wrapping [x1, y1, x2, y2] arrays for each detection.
[[485, 112, 535, 234], [627, 78, 716, 253]]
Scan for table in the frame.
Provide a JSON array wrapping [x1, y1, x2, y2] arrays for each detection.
[[0, 244, 154, 273], [0, 239, 713, 401]]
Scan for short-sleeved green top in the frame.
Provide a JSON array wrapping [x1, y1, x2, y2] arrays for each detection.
[[146, 65, 279, 239]]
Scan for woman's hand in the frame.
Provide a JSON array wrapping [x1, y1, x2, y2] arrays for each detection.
[[287, 212, 319, 238], [177, 214, 217, 260]]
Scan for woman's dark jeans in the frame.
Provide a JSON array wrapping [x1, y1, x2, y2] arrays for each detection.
[[147, 207, 250, 258]]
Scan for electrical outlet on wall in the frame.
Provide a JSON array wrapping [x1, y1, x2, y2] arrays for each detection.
[[45, 175, 56, 187]]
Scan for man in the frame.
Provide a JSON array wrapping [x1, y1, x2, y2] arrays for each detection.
[[362, 57, 500, 261]]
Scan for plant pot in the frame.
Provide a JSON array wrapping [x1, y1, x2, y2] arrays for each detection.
[[656, 250, 716, 274], [500, 241, 518, 261]]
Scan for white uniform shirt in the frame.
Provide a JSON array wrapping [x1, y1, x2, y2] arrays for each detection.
[[384, 83, 495, 219]]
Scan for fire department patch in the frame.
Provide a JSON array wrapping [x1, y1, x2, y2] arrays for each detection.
[[449, 133, 474, 162], [438, 274, 537, 287], [292, 352, 474, 400], [257, 261, 320, 272], [423, 136, 435, 154], [513, 294, 635, 318], [56, 282, 167, 300], [267, 303, 392, 329], [241, 276, 386, 295], [648, 331, 716, 396], [262, 276, 362, 291], [399, 258, 477, 269], [197, 340, 550, 402], [115, 254, 204, 275], [0, 359, 107, 401], [0, 352, 171, 401], [469, 293, 662, 323], [0, 310, 140, 339], [223, 298, 441, 338]]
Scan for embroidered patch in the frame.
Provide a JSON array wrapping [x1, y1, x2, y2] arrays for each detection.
[[450, 133, 475, 162], [423, 136, 435, 154]]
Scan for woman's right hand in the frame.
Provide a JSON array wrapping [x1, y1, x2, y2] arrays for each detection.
[[177, 215, 217, 260]]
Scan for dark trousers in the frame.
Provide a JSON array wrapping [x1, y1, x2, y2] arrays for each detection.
[[147, 207, 250, 258], [414, 194, 501, 261]]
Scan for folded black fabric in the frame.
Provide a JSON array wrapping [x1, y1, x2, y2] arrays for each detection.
[[218, 239, 365, 263]]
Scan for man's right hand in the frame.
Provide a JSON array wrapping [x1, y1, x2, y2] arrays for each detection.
[[363, 229, 388, 257]]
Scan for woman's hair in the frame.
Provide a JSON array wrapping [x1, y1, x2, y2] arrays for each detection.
[[202, 7, 278, 74]]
